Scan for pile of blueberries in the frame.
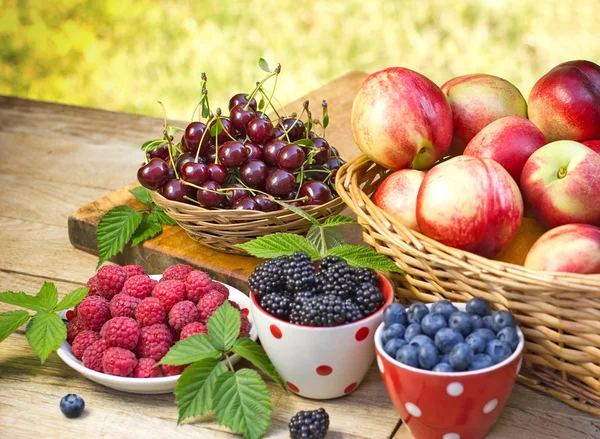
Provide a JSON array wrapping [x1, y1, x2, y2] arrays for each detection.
[[381, 298, 520, 372]]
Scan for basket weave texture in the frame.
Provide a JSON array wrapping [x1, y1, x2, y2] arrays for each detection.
[[336, 155, 600, 416], [150, 191, 346, 255]]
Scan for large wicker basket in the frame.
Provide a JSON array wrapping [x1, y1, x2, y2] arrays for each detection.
[[151, 191, 346, 255], [336, 155, 600, 415]]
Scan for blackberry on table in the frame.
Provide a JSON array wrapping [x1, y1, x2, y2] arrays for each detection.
[[289, 408, 329, 439], [260, 292, 292, 321], [355, 282, 384, 316], [316, 257, 358, 300], [282, 252, 317, 294], [248, 256, 288, 297]]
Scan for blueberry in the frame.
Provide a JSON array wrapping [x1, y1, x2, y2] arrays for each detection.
[[409, 334, 434, 350], [472, 328, 496, 342], [404, 323, 423, 342], [469, 353, 494, 371], [482, 315, 494, 331], [486, 339, 513, 364], [382, 323, 406, 345], [407, 302, 429, 324], [421, 312, 448, 337], [448, 311, 473, 337], [497, 327, 520, 351], [396, 345, 419, 368], [449, 343, 474, 371], [418, 342, 440, 370], [439, 354, 450, 364], [384, 338, 408, 358], [465, 333, 487, 354], [383, 303, 408, 327], [492, 311, 517, 333], [466, 297, 491, 317], [60, 394, 85, 418], [470, 315, 483, 331], [431, 300, 458, 319], [433, 362, 454, 372], [434, 327, 464, 354]]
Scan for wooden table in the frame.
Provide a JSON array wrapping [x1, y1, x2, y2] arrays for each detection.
[[1, 75, 599, 438]]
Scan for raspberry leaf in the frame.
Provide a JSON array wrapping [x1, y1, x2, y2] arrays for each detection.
[[158, 334, 220, 366], [326, 245, 404, 273], [131, 213, 162, 246], [273, 199, 320, 225], [175, 359, 227, 424], [323, 215, 357, 227], [129, 186, 153, 205], [36, 282, 58, 311], [231, 337, 285, 389], [207, 301, 240, 351], [307, 225, 345, 257], [0, 310, 31, 343], [54, 287, 89, 312], [236, 233, 320, 260], [25, 311, 66, 364], [0, 291, 46, 312], [96, 206, 143, 269], [150, 206, 177, 226], [213, 369, 272, 439]]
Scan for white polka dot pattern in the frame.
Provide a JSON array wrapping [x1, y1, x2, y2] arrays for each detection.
[[483, 399, 498, 414], [443, 434, 460, 439], [446, 382, 464, 397], [405, 402, 422, 417]]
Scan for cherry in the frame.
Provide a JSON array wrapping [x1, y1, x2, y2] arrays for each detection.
[[244, 142, 263, 161], [184, 122, 208, 153], [180, 162, 208, 185], [272, 126, 285, 139], [286, 200, 305, 208], [255, 111, 270, 121], [228, 93, 257, 111], [330, 145, 340, 156], [308, 131, 317, 139], [240, 160, 268, 188], [197, 181, 224, 208], [138, 158, 170, 190], [207, 163, 228, 184], [232, 197, 260, 211], [246, 117, 274, 144], [218, 141, 248, 168], [265, 169, 296, 196], [278, 118, 306, 142], [230, 104, 256, 134], [223, 183, 251, 205], [162, 179, 192, 202], [299, 181, 333, 205], [305, 164, 330, 181], [327, 156, 345, 170], [209, 118, 235, 144], [253, 193, 278, 212], [148, 144, 170, 161], [167, 167, 176, 180], [311, 137, 331, 165], [175, 153, 196, 174], [278, 144, 306, 171], [263, 139, 287, 166]]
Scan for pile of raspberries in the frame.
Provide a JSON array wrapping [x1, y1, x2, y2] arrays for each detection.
[[67, 263, 250, 378]]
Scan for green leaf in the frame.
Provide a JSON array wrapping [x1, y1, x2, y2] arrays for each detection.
[[129, 186, 153, 205], [25, 311, 66, 364], [158, 334, 220, 366], [210, 118, 224, 137], [273, 199, 320, 225], [213, 369, 272, 439], [36, 282, 58, 311], [294, 138, 314, 147], [326, 245, 404, 273], [150, 205, 177, 226], [236, 233, 320, 260], [0, 310, 31, 343], [323, 107, 329, 129], [0, 291, 45, 312], [96, 206, 143, 269], [323, 215, 357, 227], [232, 338, 284, 389], [201, 99, 209, 118], [141, 139, 164, 152], [207, 301, 240, 351], [258, 58, 270, 72], [307, 226, 345, 257], [258, 97, 265, 110], [54, 288, 89, 312], [131, 213, 162, 246], [175, 359, 227, 424], [167, 125, 184, 137]]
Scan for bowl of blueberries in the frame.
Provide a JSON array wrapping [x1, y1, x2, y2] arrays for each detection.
[[374, 298, 524, 439]]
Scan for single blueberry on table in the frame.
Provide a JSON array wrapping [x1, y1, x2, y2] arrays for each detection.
[[470, 314, 483, 331], [448, 311, 473, 337], [466, 297, 491, 317], [434, 327, 465, 354], [407, 302, 429, 324], [465, 333, 487, 354], [418, 342, 440, 370], [431, 300, 458, 320], [497, 326, 520, 351], [384, 338, 408, 358], [492, 310, 517, 333], [469, 353, 494, 371], [404, 323, 423, 342], [421, 312, 448, 337], [449, 342, 474, 371], [433, 362, 454, 372], [482, 315, 494, 331], [60, 394, 85, 418], [472, 328, 496, 342], [486, 339, 513, 364], [383, 303, 408, 327], [409, 334, 434, 350], [396, 344, 419, 368], [382, 323, 406, 345]]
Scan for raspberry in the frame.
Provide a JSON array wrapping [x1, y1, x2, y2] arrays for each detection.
[[161, 364, 187, 376], [96, 265, 128, 300], [82, 339, 109, 372], [67, 317, 86, 344], [71, 330, 98, 360], [135, 297, 167, 327], [100, 317, 140, 350], [210, 281, 230, 299], [184, 270, 212, 304], [110, 293, 141, 318], [122, 275, 157, 300], [123, 264, 147, 278], [180, 322, 208, 340], [77, 296, 111, 331], [86, 276, 99, 296], [239, 310, 251, 338], [228, 300, 241, 310], [152, 280, 186, 312], [168, 300, 200, 330], [133, 358, 160, 378], [102, 347, 138, 377], [136, 324, 173, 361], [197, 291, 226, 323], [162, 264, 194, 282]]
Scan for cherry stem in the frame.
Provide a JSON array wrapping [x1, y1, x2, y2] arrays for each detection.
[[296, 164, 305, 198], [183, 195, 201, 205], [244, 69, 278, 111], [195, 115, 215, 162]]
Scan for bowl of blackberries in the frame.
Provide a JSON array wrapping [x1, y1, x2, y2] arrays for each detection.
[[248, 252, 394, 399], [374, 298, 524, 439]]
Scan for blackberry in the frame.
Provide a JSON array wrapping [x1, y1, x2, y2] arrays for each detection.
[[281, 252, 317, 294], [289, 408, 329, 439], [354, 267, 379, 286], [355, 282, 384, 317], [299, 294, 346, 327], [289, 290, 317, 324], [260, 292, 292, 321], [319, 255, 343, 271], [316, 257, 358, 300], [248, 256, 287, 297], [344, 299, 365, 323]]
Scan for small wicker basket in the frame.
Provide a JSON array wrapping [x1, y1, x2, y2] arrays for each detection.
[[150, 191, 346, 255], [336, 154, 600, 415]]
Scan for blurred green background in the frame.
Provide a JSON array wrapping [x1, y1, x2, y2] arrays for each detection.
[[1, 0, 598, 120]]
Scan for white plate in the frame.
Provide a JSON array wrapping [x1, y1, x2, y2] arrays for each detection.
[[57, 275, 256, 394]]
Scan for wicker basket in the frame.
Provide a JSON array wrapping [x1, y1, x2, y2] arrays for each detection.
[[151, 191, 346, 255], [336, 155, 600, 415]]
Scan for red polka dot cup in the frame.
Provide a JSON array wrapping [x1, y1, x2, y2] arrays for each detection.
[[249, 274, 394, 399], [374, 303, 525, 439]]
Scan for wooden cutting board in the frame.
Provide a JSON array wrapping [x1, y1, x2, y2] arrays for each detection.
[[67, 71, 368, 291]]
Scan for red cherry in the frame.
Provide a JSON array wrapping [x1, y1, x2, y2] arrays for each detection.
[[299, 181, 333, 205], [240, 160, 268, 188], [223, 184, 251, 205], [208, 118, 235, 144], [244, 142, 263, 161], [263, 139, 288, 166], [278, 144, 306, 171], [184, 122, 208, 153], [228, 93, 257, 111], [232, 197, 260, 211], [162, 179, 192, 202], [147, 144, 170, 162], [218, 141, 249, 168], [247, 118, 274, 144], [278, 118, 306, 142], [265, 169, 296, 196], [253, 193, 278, 212], [197, 181, 224, 207], [230, 104, 256, 133], [311, 137, 331, 165], [207, 163, 228, 184], [180, 162, 208, 185], [137, 158, 170, 190], [175, 153, 196, 174]]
